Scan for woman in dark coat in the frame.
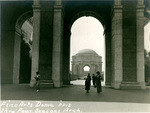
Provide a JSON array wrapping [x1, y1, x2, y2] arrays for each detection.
[[85, 73, 91, 93], [95, 71, 102, 93]]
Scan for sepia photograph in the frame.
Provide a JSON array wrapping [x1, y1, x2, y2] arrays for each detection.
[[1, 0, 150, 112]]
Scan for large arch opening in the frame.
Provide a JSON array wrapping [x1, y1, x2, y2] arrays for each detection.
[[19, 18, 33, 83], [13, 11, 33, 84], [70, 16, 105, 86], [83, 65, 90, 76]]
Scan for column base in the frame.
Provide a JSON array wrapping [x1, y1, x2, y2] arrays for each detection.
[[111, 81, 121, 89], [120, 82, 146, 89], [53, 80, 63, 87], [13, 71, 19, 84], [30, 79, 36, 87], [40, 80, 54, 88], [13, 79, 19, 84], [105, 81, 111, 86]]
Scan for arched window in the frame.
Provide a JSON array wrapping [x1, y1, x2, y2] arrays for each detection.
[[83, 66, 90, 76]]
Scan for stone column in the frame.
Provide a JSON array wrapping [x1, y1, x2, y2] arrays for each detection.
[[63, 31, 71, 85], [0, 1, 2, 80], [98, 64, 102, 73], [52, 0, 64, 87], [74, 63, 77, 74], [104, 28, 111, 85], [90, 64, 94, 75], [136, 0, 145, 89], [111, 0, 123, 89], [71, 63, 75, 80], [30, 0, 41, 87], [79, 63, 84, 76], [78, 64, 80, 76], [13, 28, 22, 84], [0, 1, 1, 82], [95, 64, 98, 72], [72, 63, 74, 74]]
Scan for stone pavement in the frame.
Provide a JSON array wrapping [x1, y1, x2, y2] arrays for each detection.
[[1, 84, 150, 112]]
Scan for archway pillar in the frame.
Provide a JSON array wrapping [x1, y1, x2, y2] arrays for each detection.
[[111, 0, 123, 89], [52, 0, 64, 87], [30, 0, 41, 87], [71, 63, 75, 80], [89, 64, 93, 75], [63, 31, 71, 85], [79, 63, 83, 76], [13, 28, 22, 84], [136, 0, 145, 89], [104, 28, 111, 85], [99, 64, 102, 72], [120, 0, 145, 89]]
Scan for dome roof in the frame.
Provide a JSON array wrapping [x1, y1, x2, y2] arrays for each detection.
[[76, 49, 98, 55]]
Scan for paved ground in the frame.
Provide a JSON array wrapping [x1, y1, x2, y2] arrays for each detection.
[[71, 80, 105, 86], [1, 84, 150, 112], [1, 84, 150, 103]]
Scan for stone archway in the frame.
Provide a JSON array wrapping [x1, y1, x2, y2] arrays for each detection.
[[55, 0, 146, 89], [1, 0, 148, 89], [64, 13, 110, 86], [59, 0, 113, 87], [69, 11, 106, 30], [13, 11, 33, 84]]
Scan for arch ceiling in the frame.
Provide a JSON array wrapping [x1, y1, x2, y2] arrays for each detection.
[[63, 0, 113, 30]]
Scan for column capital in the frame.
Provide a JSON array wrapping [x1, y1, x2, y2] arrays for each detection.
[[112, 5, 123, 14], [54, 5, 63, 9], [111, 4, 123, 18], [54, 0, 62, 6], [54, 0, 63, 8], [113, 5, 123, 9], [136, 5, 145, 12], [136, 0, 145, 11], [33, 0, 40, 5], [112, 0, 123, 11], [114, 0, 122, 6], [33, 5, 41, 11], [33, 0, 41, 10], [54, 0, 65, 15], [137, 0, 144, 6]]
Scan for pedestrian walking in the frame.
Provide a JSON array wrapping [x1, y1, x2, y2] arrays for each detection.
[[85, 73, 91, 93], [34, 71, 41, 92], [95, 71, 103, 93], [92, 74, 96, 88]]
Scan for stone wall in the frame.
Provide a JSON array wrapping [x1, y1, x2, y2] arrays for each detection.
[[122, 0, 137, 82], [1, 1, 32, 83], [39, 1, 54, 80]]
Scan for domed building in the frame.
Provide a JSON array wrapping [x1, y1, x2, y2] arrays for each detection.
[[71, 49, 102, 79]]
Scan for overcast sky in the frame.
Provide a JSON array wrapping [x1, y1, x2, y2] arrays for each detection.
[[70, 16, 105, 71]]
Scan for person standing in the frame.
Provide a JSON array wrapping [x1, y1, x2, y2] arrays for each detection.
[[34, 71, 41, 92], [85, 73, 91, 93], [92, 74, 96, 88], [95, 71, 102, 93]]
